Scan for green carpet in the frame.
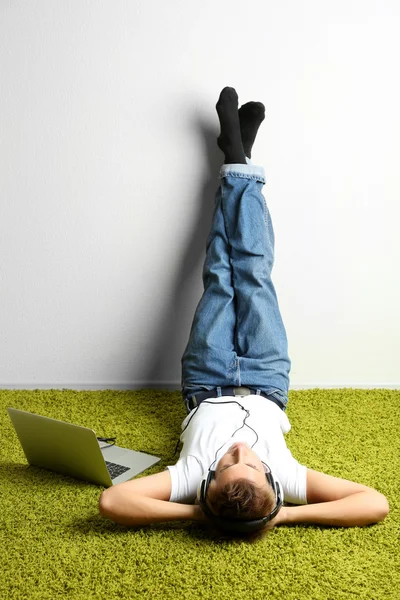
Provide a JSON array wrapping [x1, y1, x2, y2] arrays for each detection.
[[2, 388, 399, 599]]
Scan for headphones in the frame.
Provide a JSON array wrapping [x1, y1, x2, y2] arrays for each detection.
[[197, 460, 282, 533], [177, 398, 284, 533]]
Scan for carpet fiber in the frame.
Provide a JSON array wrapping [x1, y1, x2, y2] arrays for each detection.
[[2, 388, 399, 599]]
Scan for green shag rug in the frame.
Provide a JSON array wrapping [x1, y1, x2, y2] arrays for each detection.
[[1, 388, 399, 600]]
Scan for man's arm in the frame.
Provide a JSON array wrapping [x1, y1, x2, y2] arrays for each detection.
[[99, 489, 205, 527], [278, 491, 389, 528], [98, 469, 207, 527], [274, 467, 390, 527]]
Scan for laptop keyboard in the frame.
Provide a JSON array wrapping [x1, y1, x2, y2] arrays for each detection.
[[105, 461, 130, 479]]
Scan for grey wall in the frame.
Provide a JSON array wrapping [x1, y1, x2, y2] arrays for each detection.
[[1, 0, 399, 390]]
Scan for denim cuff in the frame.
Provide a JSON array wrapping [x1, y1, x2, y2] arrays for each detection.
[[219, 158, 266, 184]]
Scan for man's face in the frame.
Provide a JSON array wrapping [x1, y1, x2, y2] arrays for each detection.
[[212, 441, 267, 489]]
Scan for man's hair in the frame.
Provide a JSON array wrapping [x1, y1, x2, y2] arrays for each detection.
[[205, 477, 278, 543]]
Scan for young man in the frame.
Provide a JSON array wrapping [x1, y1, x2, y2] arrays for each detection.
[[99, 88, 389, 538]]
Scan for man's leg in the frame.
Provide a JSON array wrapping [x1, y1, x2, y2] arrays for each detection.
[[181, 181, 239, 403], [220, 163, 291, 408], [181, 87, 248, 406], [214, 87, 290, 407]]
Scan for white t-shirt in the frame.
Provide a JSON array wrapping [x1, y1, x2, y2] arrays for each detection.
[[165, 395, 308, 505]]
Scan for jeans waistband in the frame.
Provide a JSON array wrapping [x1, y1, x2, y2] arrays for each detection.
[[186, 386, 285, 412]]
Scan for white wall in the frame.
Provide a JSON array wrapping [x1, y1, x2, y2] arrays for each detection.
[[1, 0, 399, 390]]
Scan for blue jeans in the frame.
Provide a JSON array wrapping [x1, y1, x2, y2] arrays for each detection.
[[181, 159, 291, 413]]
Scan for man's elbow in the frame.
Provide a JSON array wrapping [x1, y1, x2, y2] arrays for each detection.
[[98, 489, 145, 527], [98, 489, 114, 520], [380, 496, 390, 519], [374, 492, 390, 523]]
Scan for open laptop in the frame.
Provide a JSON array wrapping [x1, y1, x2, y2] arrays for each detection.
[[7, 407, 161, 487]]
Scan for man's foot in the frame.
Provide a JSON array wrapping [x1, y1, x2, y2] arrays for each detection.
[[238, 102, 265, 159], [216, 87, 247, 164]]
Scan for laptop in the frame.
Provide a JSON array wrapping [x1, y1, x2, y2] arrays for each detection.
[[7, 407, 161, 487]]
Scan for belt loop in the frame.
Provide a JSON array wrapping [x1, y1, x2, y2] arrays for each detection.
[[191, 394, 197, 408], [256, 389, 261, 395], [217, 386, 222, 397]]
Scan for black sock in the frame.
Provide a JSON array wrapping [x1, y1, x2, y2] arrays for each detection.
[[238, 102, 265, 159], [216, 87, 247, 164]]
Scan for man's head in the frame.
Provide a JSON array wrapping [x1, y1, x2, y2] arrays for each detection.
[[199, 442, 279, 541]]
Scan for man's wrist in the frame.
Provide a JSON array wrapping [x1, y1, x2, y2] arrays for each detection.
[[193, 504, 208, 522], [275, 505, 288, 525]]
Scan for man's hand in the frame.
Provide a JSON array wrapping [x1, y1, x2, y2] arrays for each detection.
[[193, 503, 209, 522]]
